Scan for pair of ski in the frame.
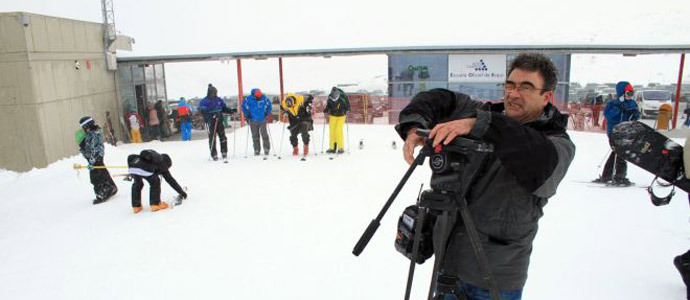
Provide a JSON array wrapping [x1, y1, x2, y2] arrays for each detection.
[[573, 180, 638, 188]]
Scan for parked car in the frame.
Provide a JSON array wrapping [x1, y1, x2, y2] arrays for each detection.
[[636, 90, 673, 119]]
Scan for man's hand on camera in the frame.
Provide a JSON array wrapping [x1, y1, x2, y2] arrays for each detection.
[[403, 127, 426, 165], [429, 118, 477, 147]]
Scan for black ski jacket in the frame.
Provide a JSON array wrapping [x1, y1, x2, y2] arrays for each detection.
[[395, 89, 575, 290], [127, 149, 185, 196]]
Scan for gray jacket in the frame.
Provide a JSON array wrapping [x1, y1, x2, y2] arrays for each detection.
[[396, 89, 575, 290]]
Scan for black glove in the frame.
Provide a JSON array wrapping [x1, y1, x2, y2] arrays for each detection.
[[180, 191, 187, 199]]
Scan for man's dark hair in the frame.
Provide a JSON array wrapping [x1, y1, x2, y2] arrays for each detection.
[[508, 52, 558, 93]]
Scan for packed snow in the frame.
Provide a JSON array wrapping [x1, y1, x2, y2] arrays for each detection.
[[1, 124, 689, 299]]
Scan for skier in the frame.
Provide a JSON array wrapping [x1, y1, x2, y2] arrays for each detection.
[[178, 97, 192, 141], [280, 93, 314, 156], [592, 81, 639, 186], [126, 110, 144, 143], [323, 86, 350, 154], [127, 149, 187, 213], [75, 116, 118, 204], [199, 84, 236, 160], [242, 88, 272, 156]]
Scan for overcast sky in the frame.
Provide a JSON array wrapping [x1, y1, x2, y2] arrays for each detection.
[[2, 0, 689, 98]]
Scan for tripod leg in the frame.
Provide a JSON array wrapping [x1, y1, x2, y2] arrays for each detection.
[[404, 208, 427, 300]]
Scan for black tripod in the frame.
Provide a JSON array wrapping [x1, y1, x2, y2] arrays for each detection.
[[352, 130, 500, 300]]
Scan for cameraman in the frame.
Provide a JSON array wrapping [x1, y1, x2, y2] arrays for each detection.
[[396, 53, 575, 300]]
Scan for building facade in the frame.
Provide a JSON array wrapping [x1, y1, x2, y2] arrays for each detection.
[[0, 12, 122, 172]]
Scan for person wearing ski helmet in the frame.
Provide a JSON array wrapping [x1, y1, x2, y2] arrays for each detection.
[[323, 86, 350, 154], [397, 53, 575, 299], [127, 149, 187, 213], [76, 116, 118, 204], [281, 93, 314, 156], [592, 81, 639, 186], [242, 88, 272, 156], [198, 84, 236, 160]]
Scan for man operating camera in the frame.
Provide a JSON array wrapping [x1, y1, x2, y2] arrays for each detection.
[[395, 53, 575, 300]]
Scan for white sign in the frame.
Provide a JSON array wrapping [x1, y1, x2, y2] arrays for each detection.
[[448, 55, 507, 83]]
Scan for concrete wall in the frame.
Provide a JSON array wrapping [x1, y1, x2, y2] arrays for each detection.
[[0, 12, 120, 172]]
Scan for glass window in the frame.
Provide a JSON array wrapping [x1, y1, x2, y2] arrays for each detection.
[[156, 80, 166, 102], [389, 55, 448, 82], [447, 83, 505, 101], [155, 64, 164, 80], [132, 66, 144, 83], [118, 66, 132, 84], [120, 85, 136, 112], [144, 65, 154, 82], [388, 82, 448, 99]]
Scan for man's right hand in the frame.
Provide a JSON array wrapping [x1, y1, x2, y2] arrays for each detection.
[[403, 127, 426, 165]]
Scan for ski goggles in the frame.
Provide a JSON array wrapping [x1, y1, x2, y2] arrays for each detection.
[[625, 91, 635, 97]]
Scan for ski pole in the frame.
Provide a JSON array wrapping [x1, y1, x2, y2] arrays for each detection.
[[597, 149, 612, 169], [232, 114, 237, 159], [277, 118, 287, 159], [267, 120, 276, 157], [73, 163, 128, 169], [346, 113, 350, 154], [244, 121, 251, 158], [321, 113, 327, 153], [209, 115, 220, 160]]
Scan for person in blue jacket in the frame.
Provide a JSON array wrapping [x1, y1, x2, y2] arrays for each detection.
[[242, 88, 272, 156], [198, 84, 236, 160], [593, 81, 639, 185]]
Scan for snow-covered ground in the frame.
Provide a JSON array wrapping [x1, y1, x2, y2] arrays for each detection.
[[1, 124, 689, 299]]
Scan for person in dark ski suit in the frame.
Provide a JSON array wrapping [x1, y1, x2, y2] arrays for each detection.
[[199, 84, 236, 160], [323, 87, 350, 153], [155, 100, 168, 139], [397, 53, 575, 300], [242, 88, 272, 156], [592, 81, 639, 186], [76, 116, 118, 204], [127, 149, 187, 213], [280, 93, 314, 156]]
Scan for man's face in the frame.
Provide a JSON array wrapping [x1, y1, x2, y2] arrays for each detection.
[[210, 91, 217, 98], [503, 69, 552, 123]]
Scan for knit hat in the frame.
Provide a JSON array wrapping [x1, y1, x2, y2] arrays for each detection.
[[615, 81, 633, 97], [162, 154, 172, 169], [207, 84, 217, 97], [285, 96, 295, 107], [253, 89, 262, 98]]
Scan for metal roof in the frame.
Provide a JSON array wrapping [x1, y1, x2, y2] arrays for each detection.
[[116, 44, 690, 65]]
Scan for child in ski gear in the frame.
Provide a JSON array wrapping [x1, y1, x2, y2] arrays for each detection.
[[280, 93, 314, 156], [242, 88, 272, 155], [76, 116, 118, 204], [397, 53, 575, 299], [593, 81, 639, 186], [127, 149, 187, 213], [126, 111, 144, 143], [323, 87, 350, 154], [199, 84, 236, 160], [178, 97, 192, 141]]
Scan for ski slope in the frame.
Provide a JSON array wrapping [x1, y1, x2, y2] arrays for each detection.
[[1, 124, 689, 299]]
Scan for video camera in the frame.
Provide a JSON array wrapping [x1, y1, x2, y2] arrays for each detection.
[[394, 129, 494, 264], [353, 128, 499, 300]]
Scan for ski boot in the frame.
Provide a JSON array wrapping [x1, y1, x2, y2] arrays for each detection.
[[292, 146, 299, 156], [303, 144, 309, 155], [133, 206, 143, 214], [612, 178, 633, 187], [222, 152, 228, 160], [151, 202, 169, 212], [591, 176, 611, 184], [326, 149, 335, 154]]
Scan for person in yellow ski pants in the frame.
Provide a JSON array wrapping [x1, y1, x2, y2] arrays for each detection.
[[328, 115, 346, 152]]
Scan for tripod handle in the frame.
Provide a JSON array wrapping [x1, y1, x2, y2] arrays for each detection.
[[352, 220, 380, 256]]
